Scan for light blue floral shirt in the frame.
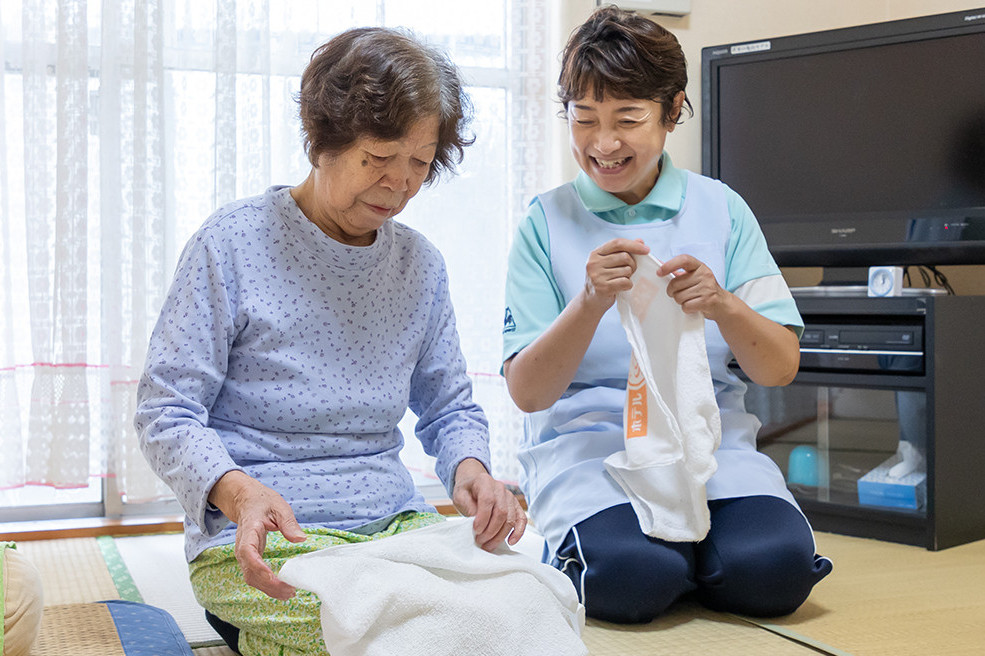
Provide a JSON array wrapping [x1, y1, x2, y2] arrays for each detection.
[[135, 186, 490, 562]]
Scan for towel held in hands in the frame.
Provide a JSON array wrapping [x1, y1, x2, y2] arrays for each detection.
[[603, 253, 722, 542], [278, 518, 586, 656]]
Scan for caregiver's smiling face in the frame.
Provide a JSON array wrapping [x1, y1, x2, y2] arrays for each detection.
[[567, 94, 679, 206]]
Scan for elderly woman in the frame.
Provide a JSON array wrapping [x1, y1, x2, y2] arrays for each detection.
[[134, 27, 525, 656]]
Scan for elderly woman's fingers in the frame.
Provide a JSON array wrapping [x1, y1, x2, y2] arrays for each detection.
[[507, 504, 528, 545], [476, 502, 525, 551], [230, 491, 305, 599], [451, 458, 528, 551], [233, 522, 296, 600], [270, 501, 308, 544], [470, 477, 500, 537], [475, 482, 527, 552], [243, 561, 296, 601], [472, 488, 504, 546]]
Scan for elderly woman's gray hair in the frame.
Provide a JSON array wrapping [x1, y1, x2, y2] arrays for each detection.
[[299, 26, 475, 184]]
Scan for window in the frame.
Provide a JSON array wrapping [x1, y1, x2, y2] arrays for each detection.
[[0, 0, 553, 519]]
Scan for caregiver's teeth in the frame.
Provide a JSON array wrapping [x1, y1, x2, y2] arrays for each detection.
[[596, 157, 627, 168]]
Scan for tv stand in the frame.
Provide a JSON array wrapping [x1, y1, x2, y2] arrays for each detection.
[[818, 266, 870, 286], [791, 285, 945, 298], [741, 294, 985, 549]]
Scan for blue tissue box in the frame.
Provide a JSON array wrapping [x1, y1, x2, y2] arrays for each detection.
[[857, 456, 926, 510]]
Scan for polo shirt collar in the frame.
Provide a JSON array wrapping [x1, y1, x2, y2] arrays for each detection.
[[572, 152, 685, 214]]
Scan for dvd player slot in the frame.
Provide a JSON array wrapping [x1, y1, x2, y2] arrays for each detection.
[[797, 321, 924, 374]]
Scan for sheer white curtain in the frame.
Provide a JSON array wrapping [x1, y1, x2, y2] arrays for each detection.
[[0, 0, 552, 508], [1, 0, 171, 503]]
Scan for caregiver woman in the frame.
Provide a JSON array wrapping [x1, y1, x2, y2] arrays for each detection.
[[134, 27, 525, 656], [502, 6, 830, 624]]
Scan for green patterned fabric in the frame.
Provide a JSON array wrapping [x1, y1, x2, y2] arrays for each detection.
[[189, 512, 444, 656], [97, 536, 143, 602]]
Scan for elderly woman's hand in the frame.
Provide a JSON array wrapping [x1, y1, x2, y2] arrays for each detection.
[[451, 458, 527, 551], [208, 470, 308, 600]]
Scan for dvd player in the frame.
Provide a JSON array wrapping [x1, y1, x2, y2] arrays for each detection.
[[798, 322, 923, 373]]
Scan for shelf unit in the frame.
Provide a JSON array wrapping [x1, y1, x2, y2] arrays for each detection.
[[747, 294, 985, 550]]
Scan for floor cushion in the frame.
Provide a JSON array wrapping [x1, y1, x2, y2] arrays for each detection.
[[2, 543, 44, 656]]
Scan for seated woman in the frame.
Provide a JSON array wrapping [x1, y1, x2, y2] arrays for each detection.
[[134, 27, 525, 656], [502, 6, 831, 624]]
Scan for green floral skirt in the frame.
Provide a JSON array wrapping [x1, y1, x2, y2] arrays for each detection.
[[189, 512, 445, 656]]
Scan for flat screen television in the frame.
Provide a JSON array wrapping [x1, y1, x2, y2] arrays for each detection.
[[701, 8, 985, 269]]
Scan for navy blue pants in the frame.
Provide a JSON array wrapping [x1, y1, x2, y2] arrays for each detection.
[[551, 496, 833, 623]]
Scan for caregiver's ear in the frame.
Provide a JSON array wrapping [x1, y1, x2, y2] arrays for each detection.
[[668, 91, 687, 128]]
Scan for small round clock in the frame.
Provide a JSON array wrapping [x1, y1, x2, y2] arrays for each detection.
[[867, 266, 903, 297]]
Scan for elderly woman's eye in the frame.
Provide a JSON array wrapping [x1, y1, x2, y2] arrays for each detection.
[[413, 158, 431, 168], [367, 153, 390, 165]]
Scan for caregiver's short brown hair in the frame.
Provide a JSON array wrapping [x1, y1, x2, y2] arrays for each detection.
[[558, 5, 693, 126]]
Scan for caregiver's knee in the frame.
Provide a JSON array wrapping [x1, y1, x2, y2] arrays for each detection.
[[582, 546, 691, 623]]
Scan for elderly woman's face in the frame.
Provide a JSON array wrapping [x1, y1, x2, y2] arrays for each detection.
[[300, 116, 439, 246]]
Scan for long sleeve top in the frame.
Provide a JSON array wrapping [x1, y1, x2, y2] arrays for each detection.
[[135, 186, 491, 561]]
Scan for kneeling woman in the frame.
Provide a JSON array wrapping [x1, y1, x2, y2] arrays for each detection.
[[502, 6, 831, 623]]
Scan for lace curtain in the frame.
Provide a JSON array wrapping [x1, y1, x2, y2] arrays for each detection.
[[0, 0, 551, 506]]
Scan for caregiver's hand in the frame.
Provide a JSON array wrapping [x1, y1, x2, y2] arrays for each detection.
[[452, 458, 527, 551], [658, 253, 729, 319], [208, 469, 307, 600], [583, 238, 650, 313]]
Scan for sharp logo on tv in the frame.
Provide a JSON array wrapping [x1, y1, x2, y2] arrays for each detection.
[[831, 228, 857, 237]]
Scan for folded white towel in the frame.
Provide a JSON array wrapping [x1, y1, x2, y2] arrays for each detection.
[[604, 253, 722, 542], [278, 519, 587, 656]]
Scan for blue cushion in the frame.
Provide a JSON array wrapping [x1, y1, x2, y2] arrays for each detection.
[[98, 600, 192, 656]]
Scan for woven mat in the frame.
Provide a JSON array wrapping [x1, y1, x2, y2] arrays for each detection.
[[749, 531, 985, 656], [26, 530, 985, 655], [111, 534, 223, 647], [21, 534, 823, 655], [16, 538, 119, 605], [30, 603, 125, 656], [582, 602, 823, 655]]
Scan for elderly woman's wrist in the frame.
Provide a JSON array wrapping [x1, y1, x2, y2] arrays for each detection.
[[207, 469, 251, 516], [453, 457, 489, 482]]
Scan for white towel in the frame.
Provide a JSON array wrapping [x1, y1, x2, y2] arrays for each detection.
[[278, 519, 587, 656], [603, 253, 722, 542]]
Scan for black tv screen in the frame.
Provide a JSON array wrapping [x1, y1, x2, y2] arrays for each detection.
[[702, 8, 985, 267]]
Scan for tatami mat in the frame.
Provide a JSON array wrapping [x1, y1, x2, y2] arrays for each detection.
[[113, 533, 223, 646], [754, 531, 985, 656], [109, 530, 833, 655], [19, 528, 985, 655], [17, 537, 119, 605], [583, 603, 825, 655], [30, 603, 126, 656]]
